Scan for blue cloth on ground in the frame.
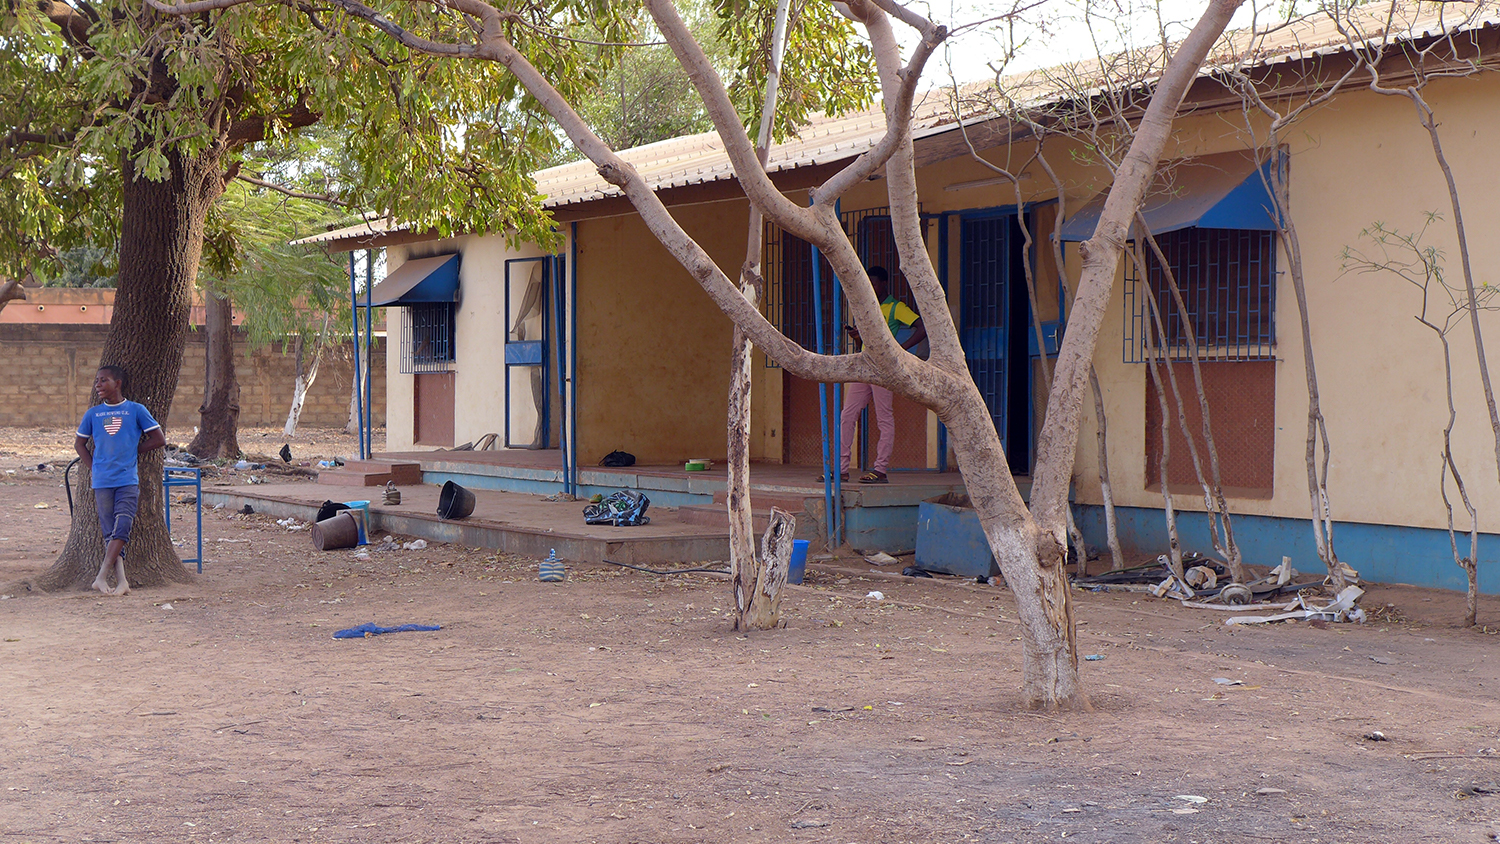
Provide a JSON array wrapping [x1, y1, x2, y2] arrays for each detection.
[[78, 400, 161, 488], [333, 622, 442, 639]]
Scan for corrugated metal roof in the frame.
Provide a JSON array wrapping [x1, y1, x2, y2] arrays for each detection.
[[296, 0, 1497, 247]]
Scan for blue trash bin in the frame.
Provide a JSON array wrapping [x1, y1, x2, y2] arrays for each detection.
[[788, 539, 810, 585]]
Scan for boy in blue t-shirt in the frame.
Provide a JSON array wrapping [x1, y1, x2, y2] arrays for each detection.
[[75, 365, 166, 595]]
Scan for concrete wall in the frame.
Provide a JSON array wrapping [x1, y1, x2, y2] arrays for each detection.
[[0, 323, 385, 431]]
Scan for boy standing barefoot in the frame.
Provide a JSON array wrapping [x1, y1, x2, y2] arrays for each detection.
[[75, 365, 165, 595]]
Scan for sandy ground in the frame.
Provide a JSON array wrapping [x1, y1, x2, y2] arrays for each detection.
[[3, 430, 1500, 842]]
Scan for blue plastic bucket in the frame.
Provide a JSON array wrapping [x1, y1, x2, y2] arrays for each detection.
[[788, 539, 810, 585], [343, 500, 371, 545]]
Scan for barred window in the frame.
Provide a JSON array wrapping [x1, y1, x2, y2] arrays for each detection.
[[400, 303, 455, 374], [1125, 227, 1275, 363]]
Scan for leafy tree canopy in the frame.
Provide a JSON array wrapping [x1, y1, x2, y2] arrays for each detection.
[[1, 0, 876, 278]]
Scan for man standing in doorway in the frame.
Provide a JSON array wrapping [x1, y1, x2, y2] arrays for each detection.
[[836, 266, 926, 484]]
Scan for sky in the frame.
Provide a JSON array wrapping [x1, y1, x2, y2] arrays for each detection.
[[899, 0, 1287, 85]]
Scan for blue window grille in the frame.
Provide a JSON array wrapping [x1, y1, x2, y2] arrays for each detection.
[[1124, 227, 1276, 363], [400, 302, 456, 374], [959, 213, 1013, 441]]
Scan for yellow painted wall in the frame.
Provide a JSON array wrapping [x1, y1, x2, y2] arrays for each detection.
[[573, 201, 745, 464], [1065, 75, 1500, 535]]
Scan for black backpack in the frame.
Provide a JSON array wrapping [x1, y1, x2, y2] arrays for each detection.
[[599, 450, 636, 468]]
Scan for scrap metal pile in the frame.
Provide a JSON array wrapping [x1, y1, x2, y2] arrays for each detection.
[[1074, 554, 1367, 625]]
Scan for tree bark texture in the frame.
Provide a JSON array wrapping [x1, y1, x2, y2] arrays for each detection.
[[188, 290, 241, 459], [735, 507, 795, 631], [726, 0, 789, 631], [0, 275, 27, 314], [38, 145, 223, 591]]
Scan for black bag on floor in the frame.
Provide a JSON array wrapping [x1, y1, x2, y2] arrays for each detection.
[[599, 450, 636, 468]]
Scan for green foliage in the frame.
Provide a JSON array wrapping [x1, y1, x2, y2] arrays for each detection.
[[38, 245, 117, 287], [199, 183, 351, 350], [0, 0, 638, 275], [1, 0, 876, 281], [715, 0, 878, 139]]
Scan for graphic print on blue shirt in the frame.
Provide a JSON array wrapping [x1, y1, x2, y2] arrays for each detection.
[[77, 400, 161, 489]]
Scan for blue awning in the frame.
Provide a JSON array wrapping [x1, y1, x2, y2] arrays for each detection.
[[361, 253, 460, 307], [1058, 151, 1280, 242]]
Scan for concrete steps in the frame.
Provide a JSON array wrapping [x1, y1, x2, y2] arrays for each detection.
[[317, 460, 423, 487]]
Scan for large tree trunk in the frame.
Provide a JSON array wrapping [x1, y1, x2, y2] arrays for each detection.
[[944, 390, 1084, 709], [37, 145, 223, 591], [188, 289, 240, 459]]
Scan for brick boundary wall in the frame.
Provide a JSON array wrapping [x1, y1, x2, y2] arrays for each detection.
[[0, 324, 386, 431]]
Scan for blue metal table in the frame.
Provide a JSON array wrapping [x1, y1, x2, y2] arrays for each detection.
[[163, 467, 203, 573]]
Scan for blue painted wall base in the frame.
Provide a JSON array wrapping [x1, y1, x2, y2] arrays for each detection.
[[1074, 504, 1500, 594]]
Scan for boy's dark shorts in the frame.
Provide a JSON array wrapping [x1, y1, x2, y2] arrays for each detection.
[[95, 485, 141, 544]]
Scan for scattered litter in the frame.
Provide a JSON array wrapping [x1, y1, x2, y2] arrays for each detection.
[[317, 460, 337, 469], [901, 567, 933, 578], [1364, 731, 1388, 742], [240, 504, 254, 515], [1084, 654, 1105, 661], [159, 603, 173, 610], [402, 539, 428, 551], [865, 551, 899, 566], [1218, 583, 1254, 604], [1369, 655, 1391, 665], [332, 622, 442, 639], [1175, 795, 1208, 804], [865, 591, 885, 601], [353, 552, 371, 561], [1212, 677, 1245, 686], [1255, 788, 1287, 796], [382, 535, 394, 543], [1183, 565, 1217, 590], [790, 820, 829, 829], [32, 503, 47, 509], [1226, 585, 1366, 626], [382, 482, 401, 505], [583, 491, 651, 526], [275, 517, 308, 531]]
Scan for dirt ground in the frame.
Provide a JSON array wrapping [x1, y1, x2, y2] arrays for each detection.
[[3, 428, 1500, 842]]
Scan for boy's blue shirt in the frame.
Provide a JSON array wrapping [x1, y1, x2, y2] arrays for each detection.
[[77, 400, 161, 489]]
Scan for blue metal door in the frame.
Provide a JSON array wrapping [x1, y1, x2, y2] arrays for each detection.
[[960, 212, 1032, 470], [961, 214, 1010, 439]]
